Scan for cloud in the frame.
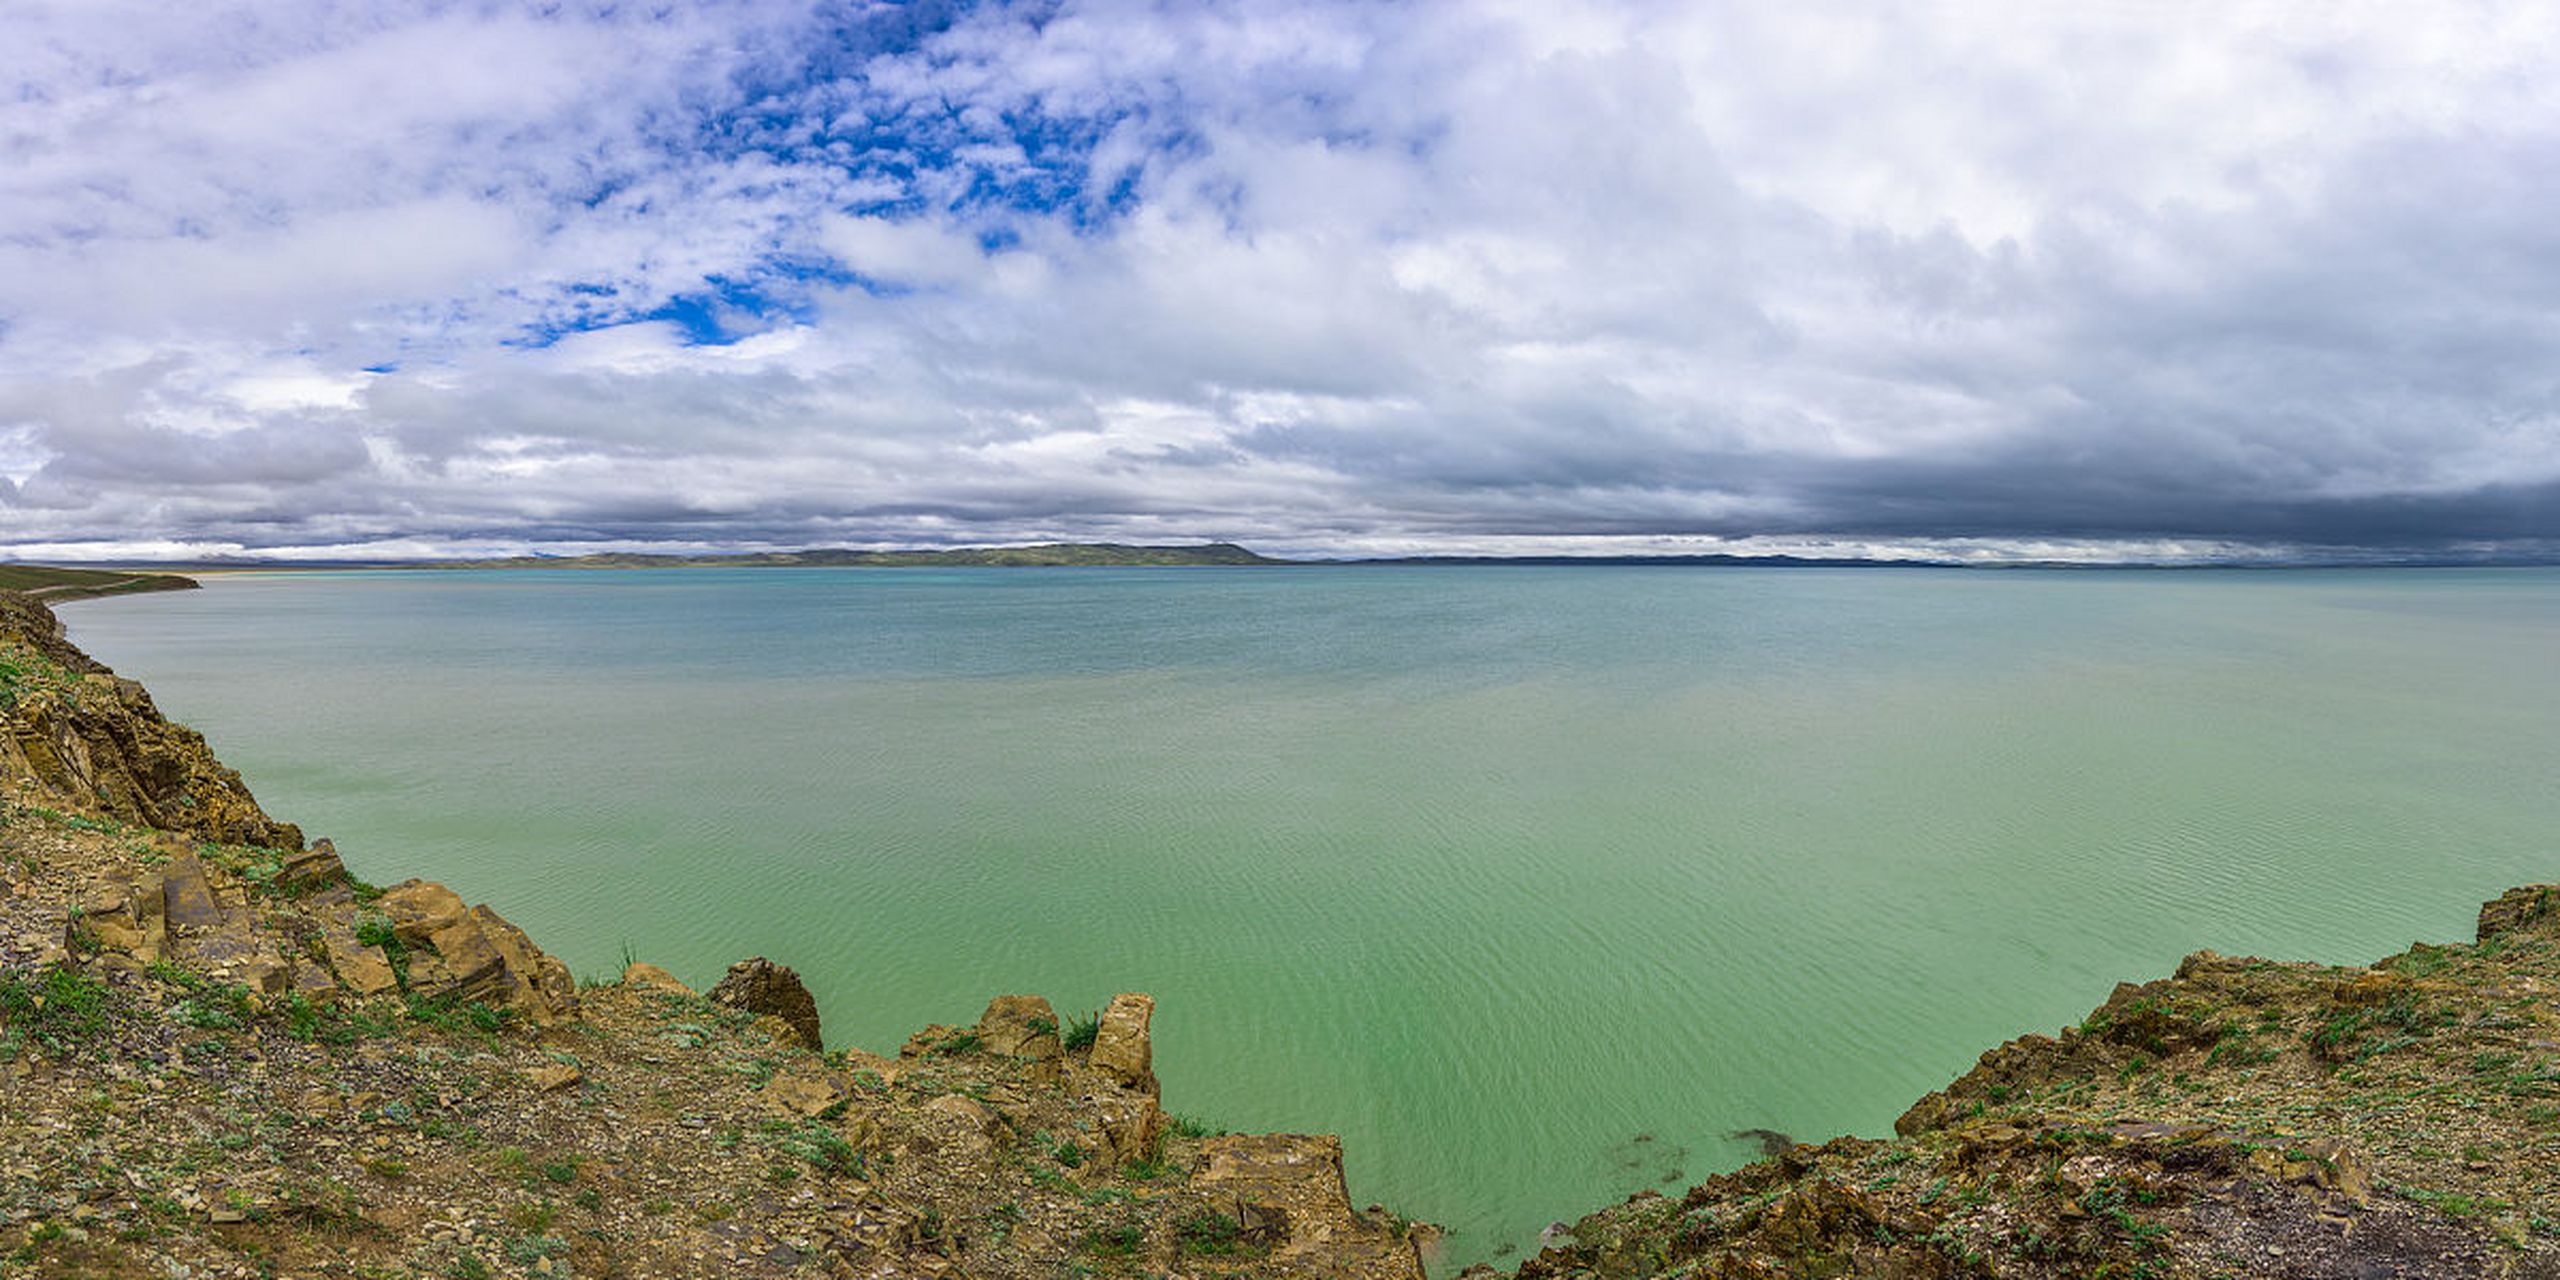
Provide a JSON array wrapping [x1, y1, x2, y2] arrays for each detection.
[[1, 0, 2556, 560]]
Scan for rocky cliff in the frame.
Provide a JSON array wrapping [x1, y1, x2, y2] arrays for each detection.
[[1491, 895, 2560, 1280], [0, 591, 1426, 1279]]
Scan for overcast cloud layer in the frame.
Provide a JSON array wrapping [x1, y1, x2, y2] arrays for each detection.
[[3, 0, 2557, 561]]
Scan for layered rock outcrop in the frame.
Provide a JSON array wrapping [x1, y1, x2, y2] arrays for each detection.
[[708, 954, 822, 1049]]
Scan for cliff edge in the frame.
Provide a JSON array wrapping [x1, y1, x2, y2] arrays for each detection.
[[1493, 898, 2560, 1279], [0, 591, 1426, 1279]]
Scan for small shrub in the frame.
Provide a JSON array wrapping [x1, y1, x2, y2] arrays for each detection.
[[1082, 1222, 1143, 1256], [0, 966, 115, 1057], [503, 1234, 568, 1265], [1178, 1210, 1251, 1256], [1062, 1010, 1101, 1052], [353, 914, 399, 950], [1167, 1113, 1225, 1138], [778, 1122, 863, 1177]]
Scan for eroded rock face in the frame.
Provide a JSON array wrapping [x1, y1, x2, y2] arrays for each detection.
[[708, 955, 822, 1050], [0, 600, 301, 849], [2478, 884, 2557, 942], [1195, 1134, 1425, 1273]]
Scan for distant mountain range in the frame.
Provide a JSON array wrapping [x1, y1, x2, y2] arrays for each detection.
[[425, 542, 1280, 568]]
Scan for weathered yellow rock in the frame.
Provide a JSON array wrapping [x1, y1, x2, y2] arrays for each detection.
[[79, 880, 151, 958], [377, 881, 466, 945], [976, 994, 1063, 1060], [1092, 1091, 1163, 1167], [466, 904, 577, 1021], [272, 840, 347, 895], [0, 599, 301, 848], [160, 854, 225, 930], [527, 1061, 583, 1092], [1088, 992, 1155, 1092], [761, 1063, 845, 1117], [322, 920, 399, 996], [1193, 1133, 1423, 1276], [368, 882, 577, 1021], [619, 962, 692, 995]]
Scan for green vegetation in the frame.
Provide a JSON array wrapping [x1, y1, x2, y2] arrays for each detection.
[[1167, 1112, 1226, 1138], [0, 642, 87, 712], [1062, 1009, 1101, 1052], [1177, 1210, 1256, 1256], [1080, 1221, 1144, 1257], [2399, 1185, 2513, 1218], [0, 965, 115, 1057], [775, 1121, 864, 1177]]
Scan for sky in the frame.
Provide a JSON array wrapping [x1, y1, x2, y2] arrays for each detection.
[[3, 0, 2557, 563]]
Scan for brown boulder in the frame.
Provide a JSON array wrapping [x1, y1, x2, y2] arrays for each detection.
[[273, 840, 349, 895], [78, 880, 152, 959], [976, 994, 1063, 1059], [321, 918, 400, 996], [159, 854, 226, 930], [528, 1061, 583, 1092], [1088, 992, 1156, 1093], [708, 956, 822, 1050], [761, 1063, 846, 1117], [377, 880, 466, 945]]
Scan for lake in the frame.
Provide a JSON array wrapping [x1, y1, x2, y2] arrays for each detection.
[[61, 565, 2560, 1265]]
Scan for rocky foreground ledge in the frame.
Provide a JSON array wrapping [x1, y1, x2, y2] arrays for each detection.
[[1491, 897, 2560, 1279], [0, 591, 1426, 1279]]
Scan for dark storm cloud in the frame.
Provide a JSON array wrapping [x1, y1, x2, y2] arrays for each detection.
[[0, 1, 2555, 561]]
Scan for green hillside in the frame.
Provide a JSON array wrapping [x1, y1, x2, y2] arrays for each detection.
[[0, 564, 199, 598]]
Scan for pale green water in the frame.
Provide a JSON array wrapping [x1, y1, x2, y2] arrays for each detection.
[[61, 566, 2560, 1264]]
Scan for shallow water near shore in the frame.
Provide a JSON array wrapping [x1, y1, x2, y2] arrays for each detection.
[[63, 565, 2560, 1265]]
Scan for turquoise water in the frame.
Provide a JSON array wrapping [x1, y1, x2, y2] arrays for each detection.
[[61, 566, 2560, 1264]]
